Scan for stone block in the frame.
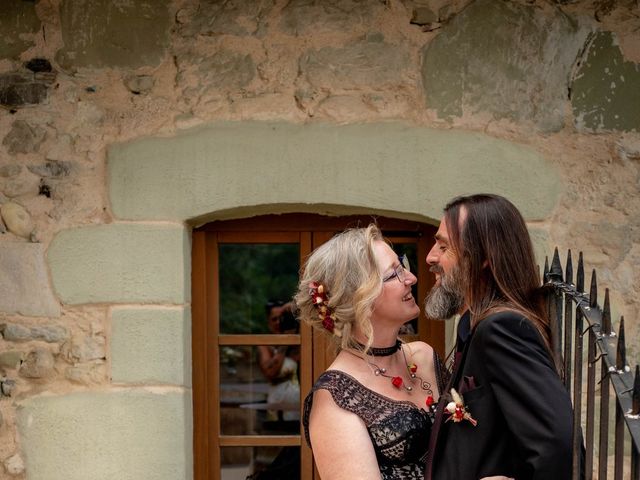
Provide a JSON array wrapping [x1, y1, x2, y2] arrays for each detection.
[[421, 0, 592, 132], [196, 50, 255, 91], [0, 350, 24, 369], [124, 75, 155, 95], [61, 335, 106, 363], [108, 121, 561, 223], [0, 243, 60, 317], [3, 453, 24, 476], [0, 0, 41, 59], [20, 348, 55, 379], [27, 160, 73, 178], [0, 73, 51, 108], [17, 390, 192, 480], [571, 31, 640, 132], [176, 0, 273, 37], [111, 308, 191, 386], [47, 224, 189, 305], [0, 164, 22, 177], [0, 202, 34, 238], [65, 364, 104, 385], [300, 36, 411, 90], [55, 0, 172, 70], [1, 323, 31, 342], [281, 0, 384, 35], [30, 325, 69, 343], [3, 120, 46, 154]]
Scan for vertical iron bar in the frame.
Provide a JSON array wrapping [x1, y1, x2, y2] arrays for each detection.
[[585, 327, 596, 480], [614, 401, 624, 480], [616, 317, 627, 371], [573, 305, 584, 480], [564, 290, 574, 391], [549, 248, 564, 375], [633, 365, 640, 415], [589, 269, 598, 309], [602, 289, 612, 335], [563, 251, 574, 391], [577, 252, 585, 293], [550, 247, 563, 280], [598, 362, 610, 480], [566, 250, 574, 285], [633, 437, 640, 480]]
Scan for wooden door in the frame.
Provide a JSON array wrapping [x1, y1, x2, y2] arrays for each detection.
[[192, 214, 440, 480]]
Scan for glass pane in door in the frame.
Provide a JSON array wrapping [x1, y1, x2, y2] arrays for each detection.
[[219, 244, 300, 335], [220, 345, 300, 435], [219, 243, 302, 433]]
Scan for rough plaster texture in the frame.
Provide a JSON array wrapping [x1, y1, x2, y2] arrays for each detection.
[[55, 0, 172, 70], [0, 243, 60, 317], [111, 307, 191, 386], [0, 1, 40, 59], [108, 121, 561, 223], [47, 224, 190, 305], [17, 390, 192, 480], [422, 0, 592, 132], [572, 31, 640, 132]]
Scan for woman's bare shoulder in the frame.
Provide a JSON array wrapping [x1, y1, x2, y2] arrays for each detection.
[[404, 340, 435, 360]]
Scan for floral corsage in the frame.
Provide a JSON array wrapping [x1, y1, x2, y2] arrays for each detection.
[[444, 388, 478, 426]]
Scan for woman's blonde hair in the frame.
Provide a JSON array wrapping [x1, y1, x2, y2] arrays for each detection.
[[294, 224, 383, 351]]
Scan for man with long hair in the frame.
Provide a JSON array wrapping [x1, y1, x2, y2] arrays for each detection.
[[424, 194, 573, 480]]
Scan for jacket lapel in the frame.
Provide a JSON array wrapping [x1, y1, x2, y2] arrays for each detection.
[[424, 325, 474, 479]]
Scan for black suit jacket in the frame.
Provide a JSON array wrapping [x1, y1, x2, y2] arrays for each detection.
[[425, 310, 573, 480]]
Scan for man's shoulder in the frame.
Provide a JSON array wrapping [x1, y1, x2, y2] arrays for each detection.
[[473, 309, 538, 341]]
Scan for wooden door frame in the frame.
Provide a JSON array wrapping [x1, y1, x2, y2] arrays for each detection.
[[192, 214, 440, 480]]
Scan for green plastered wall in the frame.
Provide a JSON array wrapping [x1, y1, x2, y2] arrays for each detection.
[[108, 121, 561, 222], [17, 391, 192, 480]]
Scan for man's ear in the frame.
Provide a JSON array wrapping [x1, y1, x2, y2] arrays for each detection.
[[482, 259, 490, 269]]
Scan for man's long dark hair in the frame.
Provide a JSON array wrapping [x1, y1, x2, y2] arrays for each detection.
[[443, 194, 551, 353]]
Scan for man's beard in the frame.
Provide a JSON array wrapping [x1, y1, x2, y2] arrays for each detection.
[[424, 264, 465, 320]]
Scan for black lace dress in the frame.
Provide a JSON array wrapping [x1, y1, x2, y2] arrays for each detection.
[[303, 366, 443, 479]]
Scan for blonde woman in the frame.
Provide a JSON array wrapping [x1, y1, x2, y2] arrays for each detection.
[[295, 225, 445, 479]]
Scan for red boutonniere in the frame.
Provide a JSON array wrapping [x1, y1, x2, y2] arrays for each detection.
[[445, 388, 478, 426]]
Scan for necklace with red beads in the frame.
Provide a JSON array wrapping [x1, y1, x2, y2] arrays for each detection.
[[353, 340, 436, 412]]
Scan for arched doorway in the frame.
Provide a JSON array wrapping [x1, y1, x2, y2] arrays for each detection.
[[192, 214, 440, 480]]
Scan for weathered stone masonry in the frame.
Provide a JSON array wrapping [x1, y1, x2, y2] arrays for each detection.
[[0, 0, 639, 478]]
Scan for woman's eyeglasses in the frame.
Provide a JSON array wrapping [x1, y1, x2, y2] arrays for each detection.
[[382, 255, 410, 283]]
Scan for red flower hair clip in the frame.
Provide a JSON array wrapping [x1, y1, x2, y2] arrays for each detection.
[[309, 281, 336, 333]]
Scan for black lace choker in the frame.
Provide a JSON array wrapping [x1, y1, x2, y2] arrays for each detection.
[[356, 339, 402, 357]]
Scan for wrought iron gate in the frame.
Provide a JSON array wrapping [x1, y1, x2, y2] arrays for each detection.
[[544, 249, 640, 480]]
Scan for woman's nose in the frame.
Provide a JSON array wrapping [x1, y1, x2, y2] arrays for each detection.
[[404, 270, 418, 285]]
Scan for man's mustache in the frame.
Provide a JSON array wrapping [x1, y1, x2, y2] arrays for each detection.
[[429, 265, 444, 274]]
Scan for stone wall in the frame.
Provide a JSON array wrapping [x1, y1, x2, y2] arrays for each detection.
[[0, 0, 639, 478]]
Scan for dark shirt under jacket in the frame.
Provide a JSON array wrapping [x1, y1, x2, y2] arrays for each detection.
[[425, 310, 573, 480]]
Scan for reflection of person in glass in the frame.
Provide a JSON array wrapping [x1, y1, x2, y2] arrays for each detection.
[[257, 301, 300, 422], [295, 225, 447, 479]]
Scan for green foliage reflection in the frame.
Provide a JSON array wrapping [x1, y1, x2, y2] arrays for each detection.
[[219, 244, 299, 334]]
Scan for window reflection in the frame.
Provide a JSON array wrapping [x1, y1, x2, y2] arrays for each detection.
[[220, 345, 300, 436], [219, 244, 299, 335]]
